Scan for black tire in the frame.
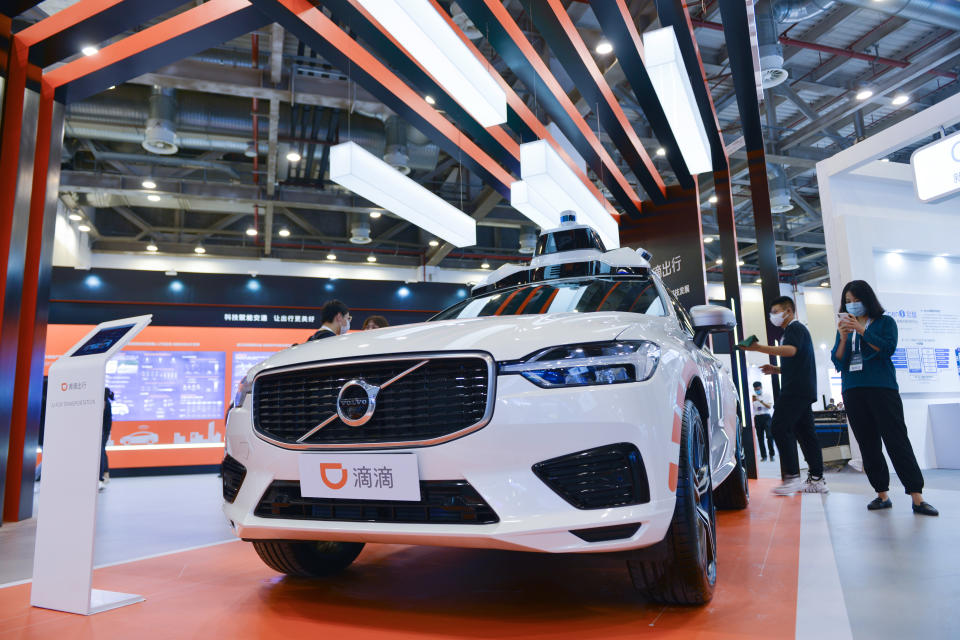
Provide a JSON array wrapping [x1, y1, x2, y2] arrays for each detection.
[[714, 413, 750, 510], [252, 540, 365, 578], [626, 399, 717, 605]]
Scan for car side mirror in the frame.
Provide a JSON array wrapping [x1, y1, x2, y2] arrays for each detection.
[[689, 304, 736, 348]]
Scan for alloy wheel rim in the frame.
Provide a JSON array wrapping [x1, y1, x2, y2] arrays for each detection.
[[692, 414, 717, 583]]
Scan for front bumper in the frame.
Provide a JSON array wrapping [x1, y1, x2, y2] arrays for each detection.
[[224, 374, 679, 553]]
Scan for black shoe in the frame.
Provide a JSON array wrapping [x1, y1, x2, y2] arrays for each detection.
[[761, 457, 767, 462], [867, 497, 892, 510], [912, 502, 939, 516], [770, 457, 775, 462]]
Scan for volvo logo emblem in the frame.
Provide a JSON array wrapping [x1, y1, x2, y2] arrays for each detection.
[[336, 379, 380, 427]]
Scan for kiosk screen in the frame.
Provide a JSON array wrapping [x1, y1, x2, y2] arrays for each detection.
[[71, 324, 136, 357]]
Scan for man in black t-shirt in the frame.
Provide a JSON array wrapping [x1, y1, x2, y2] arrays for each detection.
[[307, 300, 351, 341], [743, 296, 826, 496]]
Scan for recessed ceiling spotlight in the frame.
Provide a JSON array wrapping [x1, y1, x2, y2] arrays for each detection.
[[891, 93, 909, 106], [68, 211, 83, 221], [77, 224, 91, 232], [278, 227, 291, 237], [708, 195, 718, 204], [595, 41, 613, 55], [142, 179, 157, 189], [655, 147, 666, 157], [715, 258, 723, 265], [424, 95, 436, 105], [366, 254, 377, 263], [755, 278, 762, 284], [246, 227, 258, 236], [81, 45, 98, 56], [703, 236, 714, 244], [147, 194, 161, 202], [146, 243, 158, 252], [286, 150, 302, 162], [738, 260, 745, 266], [369, 210, 382, 218], [108, 85, 116, 90], [326, 253, 337, 261], [428, 239, 440, 247], [481, 262, 490, 269], [855, 88, 874, 101], [881, 158, 890, 162], [820, 281, 830, 287], [194, 245, 206, 254]]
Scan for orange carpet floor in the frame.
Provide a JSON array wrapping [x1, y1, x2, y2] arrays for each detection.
[[1, 479, 801, 639]]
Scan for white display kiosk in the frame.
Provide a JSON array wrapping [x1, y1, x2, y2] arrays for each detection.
[[31, 315, 152, 615]]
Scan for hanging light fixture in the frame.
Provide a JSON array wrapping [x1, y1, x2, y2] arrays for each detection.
[[511, 140, 620, 249], [330, 141, 476, 247], [355, 0, 506, 127], [642, 27, 712, 175]]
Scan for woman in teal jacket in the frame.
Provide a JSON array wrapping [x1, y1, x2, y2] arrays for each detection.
[[831, 280, 937, 515]]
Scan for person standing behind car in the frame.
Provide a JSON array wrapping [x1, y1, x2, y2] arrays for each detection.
[[742, 296, 827, 496], [752, 381, 775, 462], [831, 280, 937, 516], [307, 300, 351, 341], [362, 315, 389, 330]]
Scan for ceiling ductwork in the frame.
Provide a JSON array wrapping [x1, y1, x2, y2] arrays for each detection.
[[780, 251, 801, 271], [834, 0, 960, 33], [450, 2, 483, 39], [349, 218, 372, 244], [772, 0, 836, 23], [66, 87, 440, 170], [142, 86, 179, 155], [383, 115, 411, 175], [757, 1, 788, 89], [767, 163, 794, 213]]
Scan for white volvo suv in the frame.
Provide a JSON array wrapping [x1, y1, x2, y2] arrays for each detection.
[[223, 219, 749, 605]]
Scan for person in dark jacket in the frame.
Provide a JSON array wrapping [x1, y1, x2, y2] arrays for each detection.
[[743, 296, 826, 496], [307, 300, 351, 341], [831, 280, 937, 516], [100, 387, 114, 490]]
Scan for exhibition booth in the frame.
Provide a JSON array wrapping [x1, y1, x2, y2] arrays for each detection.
[[818, 91, 960, 469]]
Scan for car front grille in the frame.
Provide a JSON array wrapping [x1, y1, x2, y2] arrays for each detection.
[[221, 454, 246, 503], [533, 443, 650, 510], [254, 480, 499, 524], [253, 354, 493, 448]]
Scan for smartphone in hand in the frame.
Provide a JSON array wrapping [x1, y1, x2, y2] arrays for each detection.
[[737, 335, 759, 348]]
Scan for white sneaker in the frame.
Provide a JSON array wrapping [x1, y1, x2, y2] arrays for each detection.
[[801, 475, 829, 494], [773, 476, 804, 496], [98, 480, 107, 492]]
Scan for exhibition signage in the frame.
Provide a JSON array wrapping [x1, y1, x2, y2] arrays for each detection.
[[910, 129, 960, 202], [32, 315, 152, 615], [619, 188, 708, 310], [299, 453, 421, 501], [881, 293, 960, 394]]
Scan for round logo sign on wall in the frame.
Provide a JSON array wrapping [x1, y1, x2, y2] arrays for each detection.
[[336, 379, 380, 426]]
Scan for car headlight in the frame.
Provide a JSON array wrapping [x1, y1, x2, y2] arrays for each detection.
[[500, 341, 660, 388], [234, 376, 254, 408]]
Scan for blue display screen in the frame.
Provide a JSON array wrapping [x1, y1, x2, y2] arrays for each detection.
[[231, 351, 278, 396], [71, 324, 135, 357], [105, 351, 226, 421]]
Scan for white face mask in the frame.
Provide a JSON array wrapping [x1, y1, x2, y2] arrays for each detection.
[[340, 318, 351, 335], [769, 311, 787, 327]]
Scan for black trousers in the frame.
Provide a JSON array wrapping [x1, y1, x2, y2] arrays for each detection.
[[754, 414, 775, 459], [770, 395, 823, 479], [842, 386, 924, 494]]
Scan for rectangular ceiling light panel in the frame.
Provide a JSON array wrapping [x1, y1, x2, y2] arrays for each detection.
[[330, 142, 477, 247], [357, 0, 507, 127], [642, 27, 713, 175], [514, 140, 620, 249]]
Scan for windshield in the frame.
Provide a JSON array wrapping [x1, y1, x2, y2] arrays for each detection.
[[432, 277, 665, 321]]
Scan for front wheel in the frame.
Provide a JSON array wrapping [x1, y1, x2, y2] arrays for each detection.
[[714, 413, 749, 510], [252, 540, 365, 578], [626, 399, 717, 605]]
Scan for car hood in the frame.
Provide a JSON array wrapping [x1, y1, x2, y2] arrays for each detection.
[[248, 312, 667, 377]]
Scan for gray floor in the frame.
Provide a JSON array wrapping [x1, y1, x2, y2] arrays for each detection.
[[0, 474, 234, 585], [2, 468, 958, 638]]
